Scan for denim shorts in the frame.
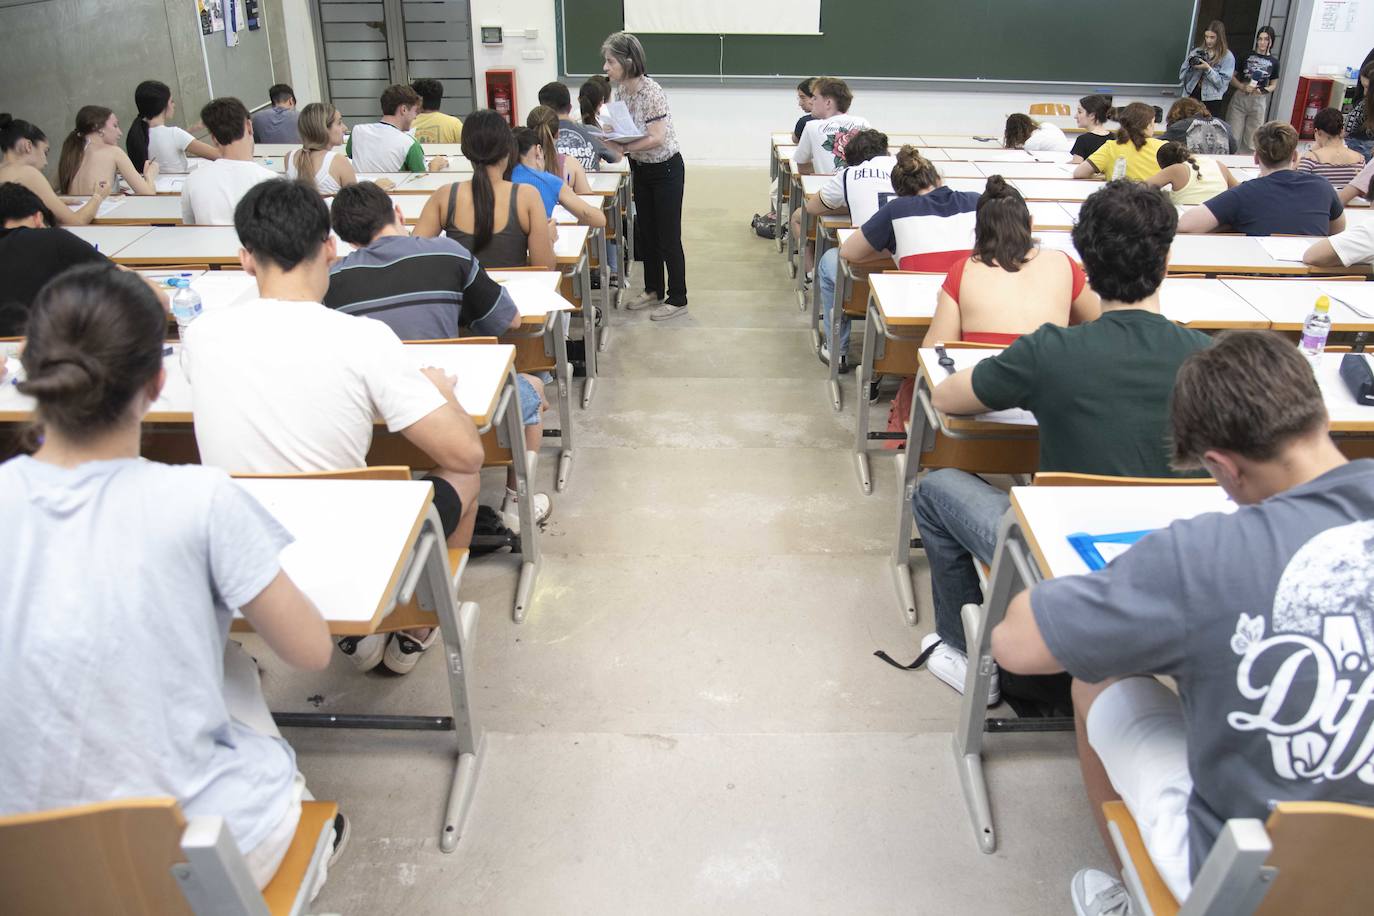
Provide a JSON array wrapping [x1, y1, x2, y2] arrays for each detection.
[[516, 374, 541, 426]]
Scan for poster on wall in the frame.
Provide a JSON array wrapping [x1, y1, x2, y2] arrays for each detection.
[[197, 0, 225, 35], [225, 0, 247, 46]]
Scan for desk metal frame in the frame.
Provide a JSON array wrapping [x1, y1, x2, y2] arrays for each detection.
[[853, 290, 924, 494]]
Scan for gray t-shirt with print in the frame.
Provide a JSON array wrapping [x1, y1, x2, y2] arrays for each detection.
[[1031, 459, 1374, 879], [557, 118, 618, 171]]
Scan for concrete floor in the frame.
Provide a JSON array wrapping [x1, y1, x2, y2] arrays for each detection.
[[245, 167, 1108, 914]]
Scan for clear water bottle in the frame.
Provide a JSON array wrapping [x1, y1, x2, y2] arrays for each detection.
[[170, 277, 202, 333], [1111, 156, 1128, 180], [1300, 294, 1332, 365]]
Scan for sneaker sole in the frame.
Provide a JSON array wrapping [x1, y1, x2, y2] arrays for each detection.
[[382, 633, 435, 675], [923, 636, 1000, 706], [650, 308, 688, 322], [337, 635, 386, 672]]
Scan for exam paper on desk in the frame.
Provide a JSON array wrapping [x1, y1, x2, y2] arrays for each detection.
[[1256, 236, 1317, 263], [931, 348, 1037, 426], [67, 198, 128, 218]]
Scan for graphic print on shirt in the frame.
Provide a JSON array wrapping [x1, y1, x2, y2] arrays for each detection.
[[829, 128, 861, 167], [1226, 520, 1374, 785]]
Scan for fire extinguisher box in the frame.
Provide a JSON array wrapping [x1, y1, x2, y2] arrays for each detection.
[[485, 69, 517, 127], [1291, 75, 1337, 140]]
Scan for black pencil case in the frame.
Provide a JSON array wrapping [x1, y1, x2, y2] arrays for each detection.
[[1340, 354, 1374, 406]]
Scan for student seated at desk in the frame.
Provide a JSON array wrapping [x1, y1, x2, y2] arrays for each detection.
[[1145, 141, 1235, 205], [511, 126, 606, 229], [251, 84, 300, 144], [180, 97, 277, 226], [1302, 217, 1374, 266], [792, 77, 818, 144], [926, 176, 1099, 347], [1003, 113, 1070, 153], [1176, 121, 1345, 236], [1344, 62, 1374, 160], [410, 79, 463, 144], [537, 81, 620, 171], [1069, 94, 1114, 164], [347, 85, 449, 174], [414, 110, 556, 270], [0, 265, 343, 893], [1298, 107, 1367, 188], [991, 331, 1374, 913], [126, 80, 219, 174], [1337, 156, 1374, 206], [58, 105, 157, 196], [285, 102, 358, 196], [326, 182, 552, 533], [184, 179, 484, 675], [792, 77, 869, 176], [0, 183, 109, 336], [579, 77, 610, 132], [0, 115, 108, 225], [526, 106, 595, 194], [810, 128, 895, 370], [1160, 98, 1237, 155], [913, 181, 1211, 712], [1073, 102, 1164, 182]]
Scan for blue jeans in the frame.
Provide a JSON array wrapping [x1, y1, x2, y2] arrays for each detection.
[[516, 374, 541, 426], [912, 469, 1009, 653], [817, 248, 849, 355]]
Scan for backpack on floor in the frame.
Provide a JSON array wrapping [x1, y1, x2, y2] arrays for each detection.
[[470, 505, 519, 556], [751, 212, 779, 239]]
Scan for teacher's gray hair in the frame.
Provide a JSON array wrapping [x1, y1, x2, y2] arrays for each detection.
[[601, 31, 647, 79]]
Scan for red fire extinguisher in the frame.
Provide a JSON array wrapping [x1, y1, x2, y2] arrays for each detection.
[[493, 84, 512, 124], [1301, 83, 1326, 135]]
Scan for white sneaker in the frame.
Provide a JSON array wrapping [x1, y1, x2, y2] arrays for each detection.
[[501, 490, 551, 536], [1072, 868, 1133, 916], [336, 634, 387, 672], [921, 632, 1000, 706], [624, 290, 660, 311], [650, 304, 688, 322], [382, 629, 439, 675]]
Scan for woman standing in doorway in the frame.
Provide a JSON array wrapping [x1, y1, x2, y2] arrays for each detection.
[[1227, 26, 1279, 153], [599, 31, 687, 322], [1179, 20, 1235, 119]]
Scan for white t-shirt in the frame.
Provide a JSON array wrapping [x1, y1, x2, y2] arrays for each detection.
[[1329, 220, 1374, 266], [819, 154, 897, 228], [1022, 123, 1072, 153], [347, 121, 422, 173], [0, 455, 296, 855], [794, 113, 872, 174], [148, 124, 195, 173], [183, 297, 446, 472], [181, 158, 277, 226]]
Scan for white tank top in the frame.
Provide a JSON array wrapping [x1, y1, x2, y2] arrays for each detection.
[[286, 149, 342, 195]]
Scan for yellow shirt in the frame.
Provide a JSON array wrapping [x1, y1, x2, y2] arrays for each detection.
[[1087, 137, 1166, 182], [412, 111, 463, 144]]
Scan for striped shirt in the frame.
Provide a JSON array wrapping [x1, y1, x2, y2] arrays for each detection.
[[859, 186, 981, 272], [1297, 156, 1367, 190], [324, 235, 517, 341]]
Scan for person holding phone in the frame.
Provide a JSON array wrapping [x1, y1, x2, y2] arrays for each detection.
[[1179, 20, 1235, 119], [1226, 26, 1279, 152]]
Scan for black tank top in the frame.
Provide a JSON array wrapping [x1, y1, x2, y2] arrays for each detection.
[[444, 182, 530, 267]]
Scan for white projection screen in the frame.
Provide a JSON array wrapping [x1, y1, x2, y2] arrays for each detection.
[[622, 0, 822, 35]]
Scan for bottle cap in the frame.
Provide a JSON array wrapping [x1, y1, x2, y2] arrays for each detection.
[[1315, 295, 1330, 314]]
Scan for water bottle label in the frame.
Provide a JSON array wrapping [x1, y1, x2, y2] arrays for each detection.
[[1111, 157, 1127, 180], [1300, 332, 1326, 351]]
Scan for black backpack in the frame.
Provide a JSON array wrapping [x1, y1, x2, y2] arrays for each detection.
[[470, 505, 519, 556]]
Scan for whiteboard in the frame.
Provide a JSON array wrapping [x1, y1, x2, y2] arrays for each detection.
[[622, 0, 822, 35]]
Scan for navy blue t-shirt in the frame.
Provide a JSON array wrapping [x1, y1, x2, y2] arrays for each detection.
[[1202, 170, 1344, 236]]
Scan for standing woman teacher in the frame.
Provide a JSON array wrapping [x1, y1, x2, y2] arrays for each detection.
[[599, 31, 688, 322], [1179, 20, 1235, 119]]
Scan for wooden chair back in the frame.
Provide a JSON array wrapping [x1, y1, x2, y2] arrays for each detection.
[[0, 798, 195, 916], [232, 465, 411, 481], [1032, 472, 1214, 487], [1029, 103, 1070, 117]]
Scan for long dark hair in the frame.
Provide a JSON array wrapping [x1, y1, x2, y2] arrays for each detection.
[[128, 80, 171, 172], [1362, 61, 1374, 135], [18, 264, 166, 442], [1157, 140, 1201, 181], [0, 113, 47, 156], [1114, 102, 1154, 151], [1003, 113, 1038, 149], [1079, 94, 1113, 126], [58, 105, 113, 194], [579, 78, 606, 127], [460, 109, 515, 253], [972, 176, 1034, 271]]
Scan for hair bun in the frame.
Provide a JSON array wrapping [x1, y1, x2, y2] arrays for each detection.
[[0, 113, 12, 131], [983, 174, 1010, 196], [20, 349, 103, 401]]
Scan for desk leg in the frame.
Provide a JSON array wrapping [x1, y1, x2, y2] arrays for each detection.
[[853, 300, 879, 494], [786, 176, 800, 279], [624, 173, 635, 281], [890, 378, 931, 626], [810, 229, 829, 354], [952, 513, 1037, 855], [596, 227, 611, 352], [551, 319, 574, 491], [578, 255, 598, 409], [828, 260, 848, 412], [796, 206, 810, 306], [774, 167, 786, 254], [505, 371, 542, 622]]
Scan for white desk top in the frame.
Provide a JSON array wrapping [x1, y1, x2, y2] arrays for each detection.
[[421, 143, 466, 157], [423, 156, 473, 174], [499, 276, 576, 321], [393, 172, 464, 193], [1008, 178, 1100, 201], [253, 143, 298, 157], [553, 225, 590, 263], [553, 195, 606, 224], [1156, 278, 1269, 328], [772, 131, 794, 146], [1010, 485, 1235, 579], [1315, 351, 1374, 431], [920, 135, 1007, 149], [600, 158, 630, 173], [114, 226, 243, 264], [1027, 201, 1077, 229], [1220, 278, 1374, 330], [393, 194, 428, 221], [358, 172, 420, 189], [1343, 207, 1374, 229], [943, 177, 990, 194], [1027, 150, 1074, 164], [89, 195, 184, 224], [65, 225, 153, 256], [488, 270, 560, 289], [868, 273, 943, 326], [977, 161, 1076, 180], [919, 148, 952, 161], [586, 173, 623, 194], [936, 160, 984, 179], [1167, 234, 1296, 274], [154, 175, 189, 193], [0, 342, 516, 426], [1212, 154, 1257, 168], [800, 175, 831, 195], [917, 348, 1037, 427], [934, 147, 1035, 163], [234, 478, 429, 632], [138, 269, 259, 312]]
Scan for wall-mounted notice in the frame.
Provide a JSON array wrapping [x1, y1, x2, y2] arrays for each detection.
[[1317, 0, 1359, 32], [197, 0, 225, 35], [623, 0, 822, 36]]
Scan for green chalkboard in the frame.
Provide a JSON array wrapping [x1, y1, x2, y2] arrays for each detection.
[[559, 0, 1197, 87]]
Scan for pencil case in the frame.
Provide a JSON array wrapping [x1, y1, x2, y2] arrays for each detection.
[[1340, 354, 1374, 407]]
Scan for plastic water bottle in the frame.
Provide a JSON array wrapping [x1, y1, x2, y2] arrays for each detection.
[[1111, 156, 1128, 180], [1300, 294, 1332, 365], [170, 277, 202, 333]]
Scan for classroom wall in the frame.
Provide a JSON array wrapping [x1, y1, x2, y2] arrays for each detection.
[[1272, 0, 1373, 126], [0, 0, 293, 181], [280, 0, 324, 105]]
